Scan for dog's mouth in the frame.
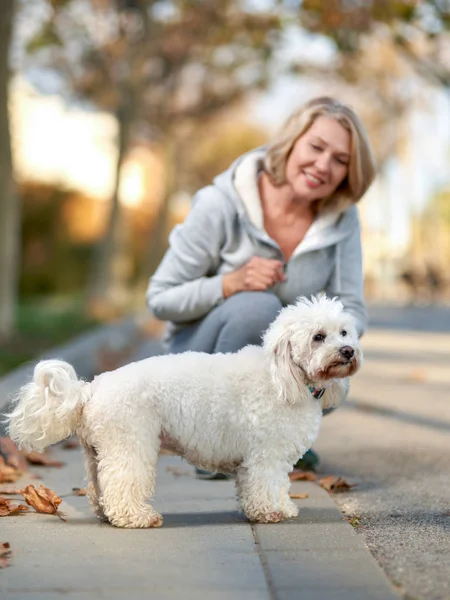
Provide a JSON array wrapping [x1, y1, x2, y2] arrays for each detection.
[[316, 356, 360, 380], [329, 357, 354, 368]]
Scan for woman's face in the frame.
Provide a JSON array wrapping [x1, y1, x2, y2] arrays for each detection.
[[285, 115, 351, 203]]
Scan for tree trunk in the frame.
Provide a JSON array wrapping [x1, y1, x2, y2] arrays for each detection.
[[138, 138, 178, 286], [86, 104, 132, 315], [0, 0, 18, 339]]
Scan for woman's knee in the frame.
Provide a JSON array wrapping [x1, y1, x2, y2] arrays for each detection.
[[214, 292, 283, 351], [169, 292, 283, 355], [222, 292, 282, 329]]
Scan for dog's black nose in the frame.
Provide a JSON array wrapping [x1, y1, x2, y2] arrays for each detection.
[[339, 346, 354, 360]]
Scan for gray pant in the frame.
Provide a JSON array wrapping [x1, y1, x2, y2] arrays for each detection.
[[168, 291, 282, 354], [168, 290, 340, 415]]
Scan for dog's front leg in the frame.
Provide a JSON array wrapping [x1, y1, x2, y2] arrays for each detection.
[[236, 461, 294, 524]]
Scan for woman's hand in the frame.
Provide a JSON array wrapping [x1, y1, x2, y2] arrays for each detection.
[[222, 257, 285, 298]]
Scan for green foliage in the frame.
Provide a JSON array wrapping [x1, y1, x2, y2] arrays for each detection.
[[0, 297, 99, 375], [16, 296, 98, 339], [26, 21, 63, 53]]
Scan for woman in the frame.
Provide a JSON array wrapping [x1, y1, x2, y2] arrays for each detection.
[[147, 96, 376, 477]]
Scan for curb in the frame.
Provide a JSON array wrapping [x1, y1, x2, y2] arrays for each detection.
[[0, 318, 144, 435]]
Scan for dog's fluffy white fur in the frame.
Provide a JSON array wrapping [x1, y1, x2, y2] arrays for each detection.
[[6, 295, 362, 528]]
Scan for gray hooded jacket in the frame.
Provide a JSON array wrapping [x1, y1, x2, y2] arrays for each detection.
[[147, 148, 368, 338]]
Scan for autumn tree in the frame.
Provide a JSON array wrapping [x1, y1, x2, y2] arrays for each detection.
[[298, 0, 450, 89], [138, 112, 269, 282], [0, 0, 19, 339], [21, 0, 282, 312]]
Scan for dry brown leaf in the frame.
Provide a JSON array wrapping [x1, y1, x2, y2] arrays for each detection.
[[318, 475, 357, 493], [72, 487, 87, 496], [0, 488, 23, 495], [22, 484, 65, 521], [289, 470, 317, 482], [407, 368, 427, 383], [289, 493, 309, 499], [0, 542, 12, 568], [24, 451, 64, 468], [4, 504, 29, 516], [139, 317, 166, 338], [0, 438, 29, 471], [0, 457, 23, 484], [62, 439, 79, 450], [0, 496, 29, 517], [165, 466, 192, 477]]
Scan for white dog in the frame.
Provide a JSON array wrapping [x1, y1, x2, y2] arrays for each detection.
[[6, 295, 362, 528]]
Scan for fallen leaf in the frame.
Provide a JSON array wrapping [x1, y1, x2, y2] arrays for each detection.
[[0, 496, 29, 517], [0, 438, 29, 471], [318, 476, 357, 493], [24, 451, 64, 468], [22, 484, 65, 521], [165, 466, 192, 477], [72, 487, 87, 496], [0, 542, 11, 568], [407, 368, 427, 383], [5, 504, 29, 516], [0, 457, 23, 484], [139, 317, 166, 338], [0, 488, 23, 495], [289, 493, 309, 499], [62, 439, 79, 450], [289, 470, 316, 482]]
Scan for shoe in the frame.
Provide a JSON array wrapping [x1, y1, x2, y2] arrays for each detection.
[[195, 468, 229, 480], [293, 448, 320, 472]]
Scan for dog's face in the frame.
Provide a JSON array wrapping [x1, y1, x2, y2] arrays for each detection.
[[288, 306, 362, 384], [263, 295, 363, 403]]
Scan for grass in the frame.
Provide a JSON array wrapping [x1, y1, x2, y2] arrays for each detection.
[[0, 297, 100, 376]]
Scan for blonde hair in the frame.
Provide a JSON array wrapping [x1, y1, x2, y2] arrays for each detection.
[[264, 96, 376, 213]]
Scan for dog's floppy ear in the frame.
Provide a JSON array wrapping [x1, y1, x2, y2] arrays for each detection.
[[263, 316, 307, 405]]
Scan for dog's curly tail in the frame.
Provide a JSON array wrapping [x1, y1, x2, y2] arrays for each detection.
[[5, 360, 91, 453]]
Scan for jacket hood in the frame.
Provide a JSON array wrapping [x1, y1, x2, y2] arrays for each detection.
[[212, 148, 359, 258]]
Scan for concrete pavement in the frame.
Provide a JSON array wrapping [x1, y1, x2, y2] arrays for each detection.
[[2, 303, 449, 599], [0, 446, 398, 599], [315, 315, 450, 600]]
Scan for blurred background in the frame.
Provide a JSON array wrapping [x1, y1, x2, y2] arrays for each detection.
[[1, 0, 449, 374]]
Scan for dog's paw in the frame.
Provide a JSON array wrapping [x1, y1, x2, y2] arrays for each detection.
[[248, 510, 285, 524], [109, 511, 164, 529], [259, 511, 284, 524], [280, 500, 299, 519]]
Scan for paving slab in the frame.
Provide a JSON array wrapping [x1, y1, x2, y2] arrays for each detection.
[[0, 440, 399, 600]]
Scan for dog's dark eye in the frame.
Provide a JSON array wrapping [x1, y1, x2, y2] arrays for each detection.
[[341, 330, 347, 337], [313, 333, 326, 342]]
